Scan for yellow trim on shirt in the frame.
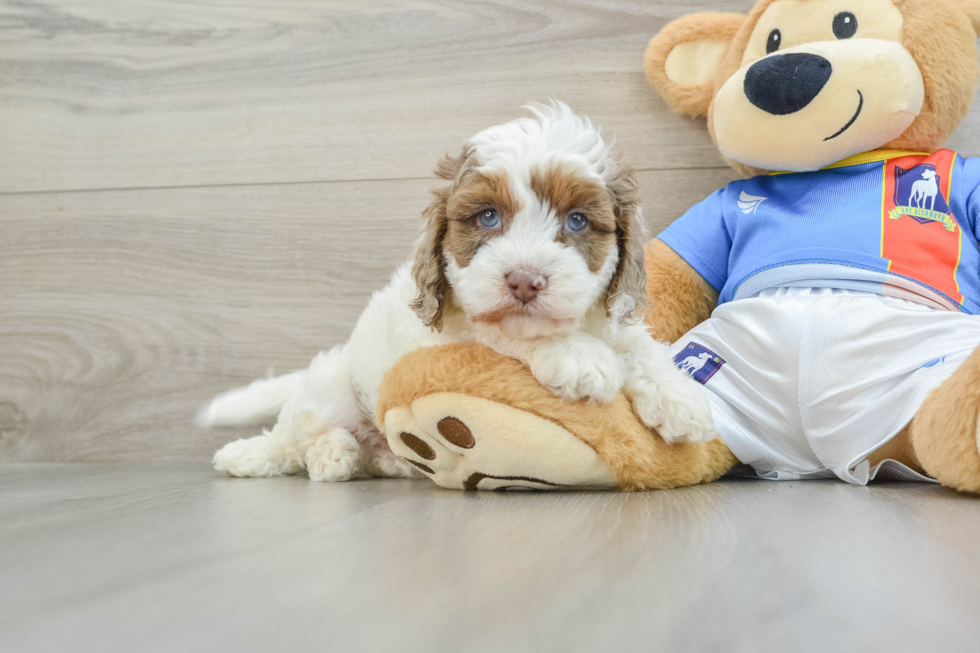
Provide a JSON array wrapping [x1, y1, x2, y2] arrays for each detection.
[[880, 156, 890, 266], [771, 150, 932, 175], [825, 150, 931, 169], [950, 152, 965, 302]]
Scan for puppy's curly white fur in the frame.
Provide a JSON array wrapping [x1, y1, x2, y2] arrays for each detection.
[[202, 102, 716, 482]]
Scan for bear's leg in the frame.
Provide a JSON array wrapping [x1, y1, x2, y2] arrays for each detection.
[[866, 424, 924, 475], [907, 345, 980, 493], [376, 342, 737, 491]]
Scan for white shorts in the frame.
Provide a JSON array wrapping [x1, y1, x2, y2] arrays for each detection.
[[671, 287, 980, 485]]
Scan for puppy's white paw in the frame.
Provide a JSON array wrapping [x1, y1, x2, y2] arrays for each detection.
[[213, 435, 302, 477], [305, 428, 362, 482], [631, 375, 716, 444], [530, 339, 625, 403]]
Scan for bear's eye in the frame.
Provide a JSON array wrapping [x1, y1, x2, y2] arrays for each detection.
[[833, 12, 858, 39], [766, 29, 782, 54]]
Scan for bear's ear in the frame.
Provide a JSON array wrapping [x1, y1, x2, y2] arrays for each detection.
[[950, 0, 980, 34], [644, 13, 745, 118]]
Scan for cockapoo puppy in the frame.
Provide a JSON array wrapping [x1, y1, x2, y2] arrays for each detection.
[[200, 102, 715, 482]]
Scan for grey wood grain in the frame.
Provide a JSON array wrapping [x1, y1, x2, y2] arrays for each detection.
[[0, 168, 738, 463], [0, 0, 751, 193], [1, 464, 979, 653]]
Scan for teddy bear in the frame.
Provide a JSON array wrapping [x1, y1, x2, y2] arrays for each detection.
[[376, 0, 980, 493]]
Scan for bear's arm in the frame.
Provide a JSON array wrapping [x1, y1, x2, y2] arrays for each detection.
[[644, 238, 719, 343]]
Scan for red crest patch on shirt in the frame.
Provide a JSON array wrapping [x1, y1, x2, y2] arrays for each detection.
[[880, 150, 964, 305]]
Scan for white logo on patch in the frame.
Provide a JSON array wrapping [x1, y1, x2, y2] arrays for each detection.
[[678, 352, 711, 375], [910, 169, 939, 211], [737, 191, 768, 214]]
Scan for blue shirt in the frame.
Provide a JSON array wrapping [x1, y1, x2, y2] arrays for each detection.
[[659, 150, 980, 314]]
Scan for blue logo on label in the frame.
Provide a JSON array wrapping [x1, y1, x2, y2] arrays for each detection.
[[673, 343, 725, 385]]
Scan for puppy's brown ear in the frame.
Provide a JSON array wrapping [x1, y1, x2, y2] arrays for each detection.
[[410, 148, 469, 331], [605, 159, 649, 324], [434, 150, 468, 180], [644, 13, 745, 118]]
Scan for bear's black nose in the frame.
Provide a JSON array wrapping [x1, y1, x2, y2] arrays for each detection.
[[744, 53, 833, 115]]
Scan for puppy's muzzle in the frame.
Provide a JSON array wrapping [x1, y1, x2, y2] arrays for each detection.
[[506, 270, 548, 305], [745, 53, 833, 115]]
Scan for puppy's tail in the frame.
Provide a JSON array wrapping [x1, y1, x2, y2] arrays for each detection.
[[196, 371, 307, 428]]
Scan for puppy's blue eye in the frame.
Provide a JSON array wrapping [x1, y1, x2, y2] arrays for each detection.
[[478, 209, 501, 229], [566, 213, 589, 234]]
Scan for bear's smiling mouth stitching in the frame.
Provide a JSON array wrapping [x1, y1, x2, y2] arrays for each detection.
[[824, 90, 864, 141]]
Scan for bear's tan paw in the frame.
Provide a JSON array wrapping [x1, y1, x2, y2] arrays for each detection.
[[383, 393, 617, 491]]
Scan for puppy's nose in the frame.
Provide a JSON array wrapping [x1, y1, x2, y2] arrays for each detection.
[[744, 53, 832, 115], [506, 270, 547, 304]]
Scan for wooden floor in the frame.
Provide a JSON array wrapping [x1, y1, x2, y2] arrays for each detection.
[[3, 464, 980, 653]]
